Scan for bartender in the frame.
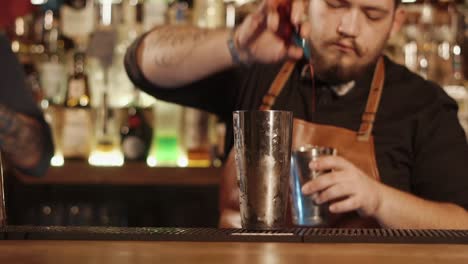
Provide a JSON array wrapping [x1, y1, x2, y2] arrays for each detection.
[[125, 0, 468, 229]]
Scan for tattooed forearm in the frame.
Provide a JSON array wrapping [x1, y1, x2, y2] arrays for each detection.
[[0, 105, 43, 169], [147, 26, 209, 67]]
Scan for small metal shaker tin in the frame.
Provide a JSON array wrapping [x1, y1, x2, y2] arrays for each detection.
[[290, 145, 337, 227]]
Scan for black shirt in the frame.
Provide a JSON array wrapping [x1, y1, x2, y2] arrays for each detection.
[[125, 37, 468, 210], [0, 33, 54, 177]]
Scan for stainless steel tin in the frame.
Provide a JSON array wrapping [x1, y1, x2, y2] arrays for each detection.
[[233, 110, 293, 230], [290, 145, 337, 227]]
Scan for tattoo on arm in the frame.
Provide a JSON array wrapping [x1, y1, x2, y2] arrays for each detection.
[[149, 27, 209, 67], [0, 105, 43, 168]]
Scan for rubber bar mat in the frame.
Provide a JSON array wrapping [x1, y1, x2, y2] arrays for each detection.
[[1, 226, 467, 244], [0, 226, 302, 243], [300, 228, 468, 244]]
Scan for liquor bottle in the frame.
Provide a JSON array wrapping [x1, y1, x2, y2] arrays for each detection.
[[10, 16, 32, 64], [40, 9, 66, 107], [143, 0, 168, 31], [402, 13, 419, 73], [183, 107, 212, 167], [417, 1, 436, 80], [61, 51, 93, 159], [65, 52, 90, 107], [147, 100, 184, 167], [60, 0, 95, 47], [192, 0, 225, 29], [121, 103, 153, 162], [225, 1, 236, 28], [167, 1, 190, 25], [107, 0, 139, 108], [40, 53, 66, 107], [8, 14, 43, 104], [41, 47, 66, 166], [89, 89, 124, 166], [42, 8, 62, 56]]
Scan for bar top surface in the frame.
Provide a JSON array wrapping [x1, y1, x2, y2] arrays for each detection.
[[0, 240, 467, 264]]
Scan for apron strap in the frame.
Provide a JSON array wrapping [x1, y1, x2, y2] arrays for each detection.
[[259, 57, 385, 141], [357, 57, 385, 142], [260, 60, 296, 110]]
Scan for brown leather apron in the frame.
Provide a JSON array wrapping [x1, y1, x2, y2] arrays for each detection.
[[219, 57, 385, 228]]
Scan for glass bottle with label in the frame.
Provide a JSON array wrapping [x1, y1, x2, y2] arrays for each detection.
[[40, 53, 66, 107], [61, 51, 93, 159], [65, 52, 90, 108], [89, 89, 124, 166], [10, 16, 32, 63], [147, 100, 184, 167], [192, 0, 225, 29], [40, 9, 66, 107], [121, 102, 153, 162], [143, 0, 168, 31], [183, 107, 212, 167], [60, 0, 95, 48], [417, 2, 436, 80], [167, 1, 190, 25]]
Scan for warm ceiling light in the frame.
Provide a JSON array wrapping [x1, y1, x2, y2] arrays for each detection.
[[31, 0, 48, 5]]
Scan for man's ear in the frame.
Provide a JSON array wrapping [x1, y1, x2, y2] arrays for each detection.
[[390, 7, 406, 38]]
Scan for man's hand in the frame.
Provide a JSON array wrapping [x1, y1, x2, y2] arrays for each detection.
[[301, 155, 383, 217], [232, 0, 306, 64]]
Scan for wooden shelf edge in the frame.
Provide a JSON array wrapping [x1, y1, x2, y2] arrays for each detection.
[[15, 162, 222, 186]]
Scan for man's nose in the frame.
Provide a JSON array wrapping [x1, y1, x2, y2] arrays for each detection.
[[337, 9, 361, 38]]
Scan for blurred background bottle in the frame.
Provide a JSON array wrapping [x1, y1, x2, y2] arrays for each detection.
[[60, 0, 95, 49], [143, 0, 167, 31], [61, 51, 93, 159], [89, 89, 124, 166], [183, 107, 212, 167], [148, 100, 185, 167], [192, 0, 225, 28], [39, 8, 66, 108], [121, 94, 153, 162]]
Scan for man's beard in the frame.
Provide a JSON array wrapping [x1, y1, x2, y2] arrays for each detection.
[[308, 39, 378, 85]]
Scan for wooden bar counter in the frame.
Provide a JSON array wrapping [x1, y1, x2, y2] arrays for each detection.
[[1, 227, 467, 263], [1, 240, 467, 264], [15, 162, 222, 186]]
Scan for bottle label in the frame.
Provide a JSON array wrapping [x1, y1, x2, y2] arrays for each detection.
[[193, 0, 225, 29], [184, 108, 209, 150], [144, 1, 167, 30], [68, 79, 85, 99], [41, 61, 65, 100], [61, 4, 95, 38], [62, 108, 93, 158], [122, 136, 146, 160]]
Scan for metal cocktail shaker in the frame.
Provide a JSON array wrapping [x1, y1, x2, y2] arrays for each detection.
[[290, 145, 337, 227], [233, 110, 293, 230]]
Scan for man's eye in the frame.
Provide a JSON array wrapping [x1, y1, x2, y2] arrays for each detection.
[[325, 0, 346, 8], [366, 11, 385, 21]]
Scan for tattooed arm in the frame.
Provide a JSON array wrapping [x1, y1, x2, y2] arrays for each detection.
[[136, 4, 304, 89], [137, 26, 233, 88], [0, 104, 44, 171]]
